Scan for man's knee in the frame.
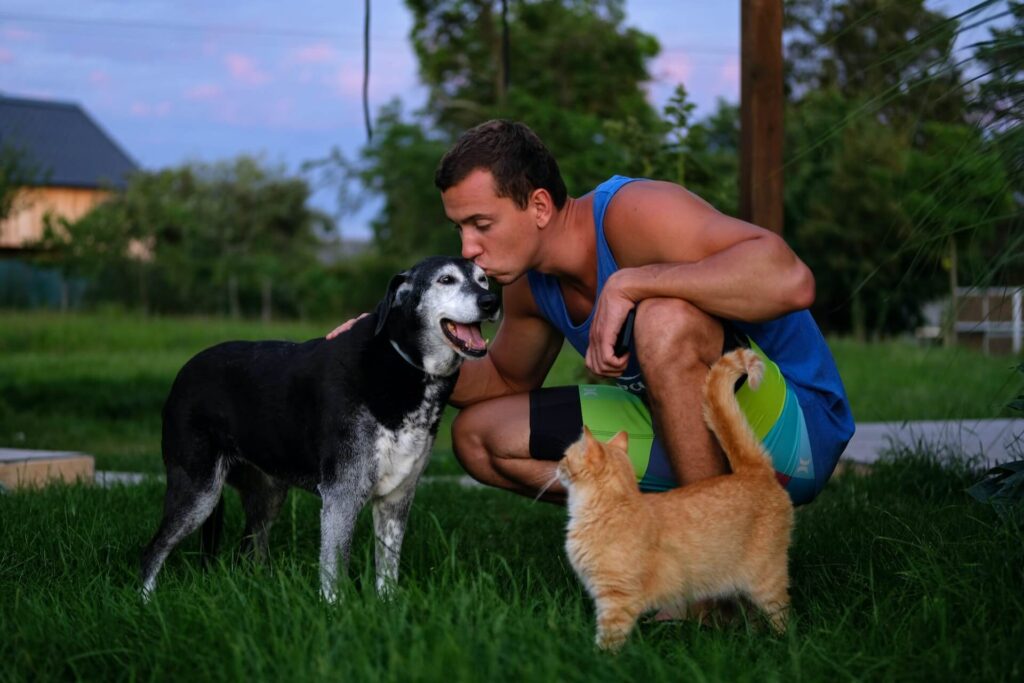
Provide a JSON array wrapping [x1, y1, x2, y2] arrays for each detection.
[[634, 297, 723, 369]]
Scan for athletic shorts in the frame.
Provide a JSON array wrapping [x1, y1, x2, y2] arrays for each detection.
[[529, 341, 829, 506]]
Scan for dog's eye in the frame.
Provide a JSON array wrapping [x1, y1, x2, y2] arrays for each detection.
[[438, 275, 457, 285]]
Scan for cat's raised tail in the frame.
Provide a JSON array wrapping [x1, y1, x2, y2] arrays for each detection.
[[702, 348, 774, 476]]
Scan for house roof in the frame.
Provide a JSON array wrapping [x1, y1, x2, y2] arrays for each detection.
[[0, 95, 138, 190]]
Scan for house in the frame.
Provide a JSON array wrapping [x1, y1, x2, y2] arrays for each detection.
[[0, 95, 138, 251]]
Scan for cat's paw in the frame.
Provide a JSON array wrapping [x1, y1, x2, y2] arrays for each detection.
[[596, 630, 627, 653]]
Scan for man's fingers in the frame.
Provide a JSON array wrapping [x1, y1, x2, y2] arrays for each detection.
[[585, 343, 627, 378]]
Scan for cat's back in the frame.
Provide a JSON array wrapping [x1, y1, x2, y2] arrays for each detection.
[[649, 475, 792, 557]]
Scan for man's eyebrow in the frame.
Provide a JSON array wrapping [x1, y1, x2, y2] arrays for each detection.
[[453, 213, 494, 224]]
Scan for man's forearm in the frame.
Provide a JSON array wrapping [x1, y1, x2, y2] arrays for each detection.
[[615, 236, 815, 322], [449, 357, 521, 408]]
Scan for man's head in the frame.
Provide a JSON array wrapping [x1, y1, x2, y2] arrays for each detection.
[[434, 120, 567, 210], [436, 121, 566, 284]]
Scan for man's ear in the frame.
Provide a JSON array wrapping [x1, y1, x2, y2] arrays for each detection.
[[530, 188, 555, 229], [374, 271, 409, 336]]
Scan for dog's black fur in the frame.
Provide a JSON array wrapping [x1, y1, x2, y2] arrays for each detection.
[[140, 256, 498, 600]]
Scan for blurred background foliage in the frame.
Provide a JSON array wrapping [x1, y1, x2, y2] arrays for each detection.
[[4, 0, 1021, 337]]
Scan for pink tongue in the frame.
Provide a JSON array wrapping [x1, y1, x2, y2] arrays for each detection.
[[453, 322, 486, 350]]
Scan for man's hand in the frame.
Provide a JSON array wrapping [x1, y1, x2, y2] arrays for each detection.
[[586, 271, 637, 377], [326, 312, 369, 340]]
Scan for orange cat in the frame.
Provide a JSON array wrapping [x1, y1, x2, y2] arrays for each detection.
[[557, 348, 794, 651]]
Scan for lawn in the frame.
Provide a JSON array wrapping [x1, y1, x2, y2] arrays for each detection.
[[2, 454, 1022, 680], [1, 311, 1023, 680], [1, 311, 1021, 473]]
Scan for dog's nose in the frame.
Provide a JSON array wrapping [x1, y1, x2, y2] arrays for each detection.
[[478, 292, 499, 316]]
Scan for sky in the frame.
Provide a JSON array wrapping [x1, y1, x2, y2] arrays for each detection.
[[0, 0, 1007, 239]]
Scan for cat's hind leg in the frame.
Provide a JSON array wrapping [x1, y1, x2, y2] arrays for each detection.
[[746, 572, 790, 634], [595, 595, 643, 652]]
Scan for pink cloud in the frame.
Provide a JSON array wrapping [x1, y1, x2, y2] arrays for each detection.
[[654, 51, 694, 84], [327, 64, 363, 98], [225, 53, 270, 86], [720, 55, 740, 88], [290, 42, 337, 64], [184, 83, 223, 101], [130, 101, 172, 118], [324, 53, 417, 101], [1, 26, 36, 41], [89, 70, 110, 87], [0, 47, 13, 64]]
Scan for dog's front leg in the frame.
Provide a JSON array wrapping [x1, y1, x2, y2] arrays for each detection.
[[318, 472, 371, 604], [371, 485, 416, 598]]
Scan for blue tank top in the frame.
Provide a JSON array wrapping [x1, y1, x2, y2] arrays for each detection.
[[526, 175, 855, 454]]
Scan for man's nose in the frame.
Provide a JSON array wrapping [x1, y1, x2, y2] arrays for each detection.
[[478, 292, 499, 316], [461, 234, 482, 260]]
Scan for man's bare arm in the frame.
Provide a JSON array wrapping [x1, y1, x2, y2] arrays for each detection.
[[450, 277, 563, 407], [588, 180, 815, 376]]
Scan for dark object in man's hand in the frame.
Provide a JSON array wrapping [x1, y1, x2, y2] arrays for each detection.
[[614, 308, 636, 358]]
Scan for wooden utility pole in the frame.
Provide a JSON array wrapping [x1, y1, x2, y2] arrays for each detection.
[[740, 0, 784, 235]]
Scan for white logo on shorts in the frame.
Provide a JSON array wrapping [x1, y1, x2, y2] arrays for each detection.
[[616, 373, 646, 395]]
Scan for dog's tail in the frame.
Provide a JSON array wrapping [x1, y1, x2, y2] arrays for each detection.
[[702, 348, 774, 476], [199, 494, 225, 564]]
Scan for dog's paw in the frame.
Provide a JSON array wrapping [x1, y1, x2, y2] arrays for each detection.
[[320, 585, 340, 604]]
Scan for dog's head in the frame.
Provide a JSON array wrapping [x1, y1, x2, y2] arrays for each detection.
[[375, 256, 500, 376]]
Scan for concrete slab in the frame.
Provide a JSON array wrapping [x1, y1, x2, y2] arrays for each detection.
[[0, 448, 95, 489], [95, 471, 153, 487], [5, 420, 1023, 492], [843, 419, 1024, 465]]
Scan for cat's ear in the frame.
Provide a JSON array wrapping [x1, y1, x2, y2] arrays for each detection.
[[609, 431, 629, 451], [582, 425, 595, 442]]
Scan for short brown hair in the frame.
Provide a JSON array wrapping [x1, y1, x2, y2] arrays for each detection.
[[434, 120, 568, 210]]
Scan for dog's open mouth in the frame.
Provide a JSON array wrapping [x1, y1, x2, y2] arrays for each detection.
[[441, 319, 488, 358]]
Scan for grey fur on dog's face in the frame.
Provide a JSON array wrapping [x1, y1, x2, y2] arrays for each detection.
[[381, 257, 499, 376]]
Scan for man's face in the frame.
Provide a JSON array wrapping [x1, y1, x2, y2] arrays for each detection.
[[441, 168, 538, 285]]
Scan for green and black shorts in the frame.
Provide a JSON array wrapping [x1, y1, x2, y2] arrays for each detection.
[[528, 341, 824, 505]]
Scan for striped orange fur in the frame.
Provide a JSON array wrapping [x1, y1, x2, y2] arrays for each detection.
[[558, 349, 794, 651]]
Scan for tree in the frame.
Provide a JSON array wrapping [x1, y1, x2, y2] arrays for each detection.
[[0, 143, 44, 224], [321, 0, 678, 263], [407, 0, 660, 136], [785, 0, 967, 126], [903, 122, 1014, 344], [779, 0, 1023, 337], [39, 157, 328, 317], [349, 102, 458, 260], [785, 91, 926, 339], [973, 1, 1024, 285]]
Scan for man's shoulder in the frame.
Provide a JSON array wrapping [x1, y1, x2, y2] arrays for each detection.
[[605, 177, 692, 204], [602, 179, 711, 264]]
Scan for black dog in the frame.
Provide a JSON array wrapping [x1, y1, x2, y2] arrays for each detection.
[[141, 256, 499, 601]]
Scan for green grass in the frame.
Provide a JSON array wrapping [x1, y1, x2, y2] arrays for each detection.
[[1, 311, 1021, 473], [2, 312, 1023, 679], [2, 453, 1022, 681]]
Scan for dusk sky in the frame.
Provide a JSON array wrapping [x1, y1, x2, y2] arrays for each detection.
[[0, 1, 1003, 238]]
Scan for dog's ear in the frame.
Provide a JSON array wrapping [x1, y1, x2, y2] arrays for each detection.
[[374, 271, 409, 336]]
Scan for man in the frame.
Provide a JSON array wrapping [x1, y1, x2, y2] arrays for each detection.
[[332, 119, 854, 506]]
